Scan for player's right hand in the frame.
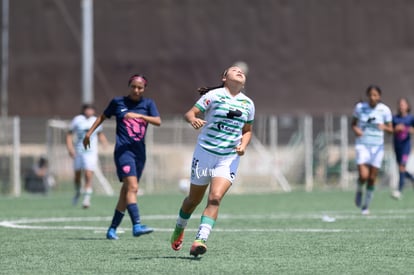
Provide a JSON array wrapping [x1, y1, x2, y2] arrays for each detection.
[[83, 136, 90, 150]]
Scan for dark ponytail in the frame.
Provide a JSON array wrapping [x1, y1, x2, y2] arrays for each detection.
[[197, 69, 228, 96]]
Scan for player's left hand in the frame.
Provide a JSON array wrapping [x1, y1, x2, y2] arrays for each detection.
[[235, 145, 245, 156]]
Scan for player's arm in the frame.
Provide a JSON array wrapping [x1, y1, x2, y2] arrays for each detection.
[[235, 123, 252, 156], [379, 121, 393, 133], [83, 114, 107, 149], [351, 117, 363, 137], [65, 130, 75, 158], [124, 112, 161, 126], [185, 106, 206, 130]]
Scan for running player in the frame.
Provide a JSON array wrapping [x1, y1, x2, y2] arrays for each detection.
[[170, 66, 255, 256], [391, 97, 414, 199], [66, 104, 108, 208], [352, 85, 393, 215], [83, 74, 161, 239]]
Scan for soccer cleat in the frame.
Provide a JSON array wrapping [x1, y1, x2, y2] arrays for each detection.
[[132, 224, 154, 237], [106, 227, 119, 240], [170, 227, 184, 251], [361, 207, 370, 216], [190, 239, 207, 257], [391, 190, 401, 200], [355, 191, 362, 207], [82, 198, 91, 209]]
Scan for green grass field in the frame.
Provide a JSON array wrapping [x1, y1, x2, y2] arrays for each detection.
[[1, 189, 414, 274]]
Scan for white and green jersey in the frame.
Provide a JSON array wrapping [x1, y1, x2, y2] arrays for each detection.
[[194, 87, 255, 156], [353, 101, 392, 146], [69, 115, 102, 155]]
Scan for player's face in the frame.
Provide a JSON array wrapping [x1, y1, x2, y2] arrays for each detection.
[[129, 79, 146, 98], [223, 66, 246, 86], [398, 99, 409, 114], [84, 107, 95, 118], [367, 89, 381, 107]]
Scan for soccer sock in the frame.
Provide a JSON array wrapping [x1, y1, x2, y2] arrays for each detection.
[[357, 179, 364, 192], [176, 208, 192, 229], [82, 187, 93, 204], [195, 215, 216, 242], [399, 172, 405, 191], [109, 209, 125, 229], [364, 185, 375, 208], [127, 203, 140, 225], [74, 182, 81, 196]]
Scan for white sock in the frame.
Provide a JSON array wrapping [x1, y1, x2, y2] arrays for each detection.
[[196, 224, 212, 242], [176, 216, 189, 228], [82, 188, 93, 205]]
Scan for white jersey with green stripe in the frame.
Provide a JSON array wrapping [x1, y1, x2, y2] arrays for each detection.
[[194, 87, 255, 156], [353, 101, 392, 146]]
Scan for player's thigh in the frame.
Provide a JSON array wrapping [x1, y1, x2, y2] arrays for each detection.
[[355, 144, 370, 166], [213, 154, 240, 184], [190, 146, 215, 185], [370, 145, 384, 168]]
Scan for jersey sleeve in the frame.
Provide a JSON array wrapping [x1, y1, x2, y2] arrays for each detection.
[[68, 116, 78, 132], [246, 99, 255, 124], [194, 92, 214, 113], [147, 99, 160, 117], [103, 98, 118, 119], [384, 105, 393, 123], [352, 103, 361, 119]]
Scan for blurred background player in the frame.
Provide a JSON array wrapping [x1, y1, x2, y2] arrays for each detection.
[[24, 156, 55, 194], [391, 97, 414, 200], [66, 104, 108, 208], [170, 65, 255, 257], [351, 85, 393, 215], [83, 74, 161, 240]]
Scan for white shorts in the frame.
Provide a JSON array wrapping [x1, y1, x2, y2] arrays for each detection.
[[355, 144, 384, 168], [190, 144, 240, 186], [74, 153, 98, 171]]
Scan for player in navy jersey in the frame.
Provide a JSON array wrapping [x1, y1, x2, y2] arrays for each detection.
[[351, 85, 393, 215], [66, 104, 108, 208], [83, 74, 161, 240], [170, 66, 255, 257], [391, 98, 414, 200]]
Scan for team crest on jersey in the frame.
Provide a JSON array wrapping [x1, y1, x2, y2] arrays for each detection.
[[203, 98, 211, 106], [122, 165, 131, 174]]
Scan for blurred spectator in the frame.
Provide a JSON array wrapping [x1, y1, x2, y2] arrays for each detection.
[[24, 156, 55, 194]]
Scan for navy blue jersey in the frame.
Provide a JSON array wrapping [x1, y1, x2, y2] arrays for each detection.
[[392, 114, 414, 145], [104, 96, 160, 155]]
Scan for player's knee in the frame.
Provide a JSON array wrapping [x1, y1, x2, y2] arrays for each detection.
[[207, 195, 222, 206]]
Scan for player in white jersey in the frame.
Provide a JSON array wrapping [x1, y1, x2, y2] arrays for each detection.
[[170, 66, 255, 257], [351, 85, 393, 215], [66, 104, 108, 208]]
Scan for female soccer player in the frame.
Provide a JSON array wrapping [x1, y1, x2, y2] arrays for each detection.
[[66, 104, 108, 208], [83, 74, 161, 239], [391, 97, 414, 199], [352, 85, 393, 215], [170, 66, 255, 256]]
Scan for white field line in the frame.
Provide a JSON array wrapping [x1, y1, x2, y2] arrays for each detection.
[[0, 211, 413, 233]]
